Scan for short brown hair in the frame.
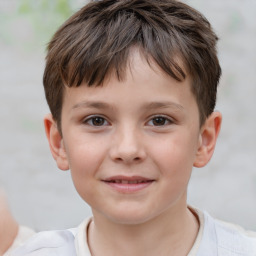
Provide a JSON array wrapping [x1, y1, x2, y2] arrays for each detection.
[[43, 0, 221, 129]]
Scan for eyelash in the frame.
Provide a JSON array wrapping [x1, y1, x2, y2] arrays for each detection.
[[82, 115, 174, 127], [83, 115, 110, 127], [147, 115, 173, 126]]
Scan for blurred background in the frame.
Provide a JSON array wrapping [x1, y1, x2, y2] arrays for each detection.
[[0, 0, 255, 231]]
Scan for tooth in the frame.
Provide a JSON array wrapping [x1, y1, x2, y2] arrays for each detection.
[[108, 179, 150, 184]]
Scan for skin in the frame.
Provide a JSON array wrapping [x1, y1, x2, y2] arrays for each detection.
[[0, 190, 18, 255], [45, 49, 222, 256]]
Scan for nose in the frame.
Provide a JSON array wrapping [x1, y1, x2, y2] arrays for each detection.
[[109, 126, 146, 164]]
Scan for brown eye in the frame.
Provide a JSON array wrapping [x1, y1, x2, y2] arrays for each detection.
[[84, 116, 108, 126], [152, 117, 168, 126], [91, 117, 105, 126]]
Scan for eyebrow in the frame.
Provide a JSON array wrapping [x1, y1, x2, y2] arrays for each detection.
[[72, 100, 184, 111], [72, 101, 113, 110], [142, 101, 184, 111]]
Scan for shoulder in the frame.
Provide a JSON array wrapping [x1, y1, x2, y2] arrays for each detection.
[[9, 228, 78, 256], [205, 211, 256, 255], [214, 217, 256, 255], [8, 218, 92, 256]]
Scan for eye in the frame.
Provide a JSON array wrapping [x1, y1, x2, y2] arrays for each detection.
[[147, 116, 172, 126], [84, 116, 109, 126]]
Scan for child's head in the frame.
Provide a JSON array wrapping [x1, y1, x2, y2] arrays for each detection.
[[43, 0, 221, 130], [43, 0, 222, 225]]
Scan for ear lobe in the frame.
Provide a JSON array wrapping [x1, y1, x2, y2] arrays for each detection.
[[44, 114, 69, 171], [193, 111, 222, 168]]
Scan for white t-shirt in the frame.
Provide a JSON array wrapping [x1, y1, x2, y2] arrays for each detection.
[[9, 209, 256, 256]]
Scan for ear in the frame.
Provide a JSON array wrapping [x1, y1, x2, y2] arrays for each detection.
[[193, 111, 222, 168], [44, 114, 69, 171]]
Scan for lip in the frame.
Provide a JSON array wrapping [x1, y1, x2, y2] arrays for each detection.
[[102, 176, 155, 193]]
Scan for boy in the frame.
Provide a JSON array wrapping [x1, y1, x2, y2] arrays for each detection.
[[11, 0, 256, 255]]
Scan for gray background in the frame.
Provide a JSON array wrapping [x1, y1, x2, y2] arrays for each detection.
[[0, 0, 256, 231]]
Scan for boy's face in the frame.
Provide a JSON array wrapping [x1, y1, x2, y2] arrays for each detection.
[[45, 50, 221, 225]]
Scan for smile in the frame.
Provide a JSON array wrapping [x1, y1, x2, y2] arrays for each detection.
[[102, 176, 155, 193], [106, 180, 151, 184]]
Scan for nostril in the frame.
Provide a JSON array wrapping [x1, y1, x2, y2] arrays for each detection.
[[114, 156, 142, 163], [109, 143, 146, 163]]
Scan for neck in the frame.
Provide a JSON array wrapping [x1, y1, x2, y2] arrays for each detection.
[[88, 203, 199, 256]]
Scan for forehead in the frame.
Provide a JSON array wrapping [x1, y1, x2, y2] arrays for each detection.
[[62, 50, 197, 114], [65, 49, 190, 92]]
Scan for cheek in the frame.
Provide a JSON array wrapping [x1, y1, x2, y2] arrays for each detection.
[[152, 136, 196, 201], [65, 132, 107, 170], [65, 134, 112, 189], [149, 131, 198, 174], [67, 145, 102, 175], [67, 142, 104, 203]]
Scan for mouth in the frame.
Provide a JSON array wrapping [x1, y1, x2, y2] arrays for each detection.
[[105, 179, 153, 184], [102, 176, 155, 193]]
